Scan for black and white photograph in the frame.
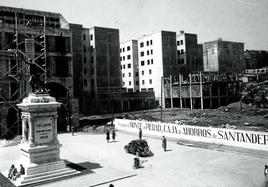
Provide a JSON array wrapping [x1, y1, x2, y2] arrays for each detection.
[[0, 0, 267, 186]]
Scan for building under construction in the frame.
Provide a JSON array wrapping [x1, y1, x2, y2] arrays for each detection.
[[0, 6, 79, 139], [163, 72, 241, 109]]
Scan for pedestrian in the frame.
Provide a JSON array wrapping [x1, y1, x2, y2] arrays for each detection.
[[106, 130, 110, 143], [11, 167, 18, 180], [265, 165, 268, 177], [162, 136, 167, 151], [13, 164, 25, 180], [8, 164, 15, 179], [139, 128, 142, 140], [71, 126, 75, 136], [109, 184, 114, 187], [112, 130, 116, 142]]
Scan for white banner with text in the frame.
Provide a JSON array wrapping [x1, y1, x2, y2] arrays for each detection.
[[114, 119, 268, 151]]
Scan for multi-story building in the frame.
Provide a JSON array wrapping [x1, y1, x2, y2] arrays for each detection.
[[176, 31, 203, 76], [137, 31, 178, 102], [89, 26, 122, 114], [69, 24, 91, 115], [244, 50, 268, 69], [203, 38, 245, 74], [0, 6, 79, 138], [120, 40, 139, 92]]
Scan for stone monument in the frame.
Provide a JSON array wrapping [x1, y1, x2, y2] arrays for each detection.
[[5, 62, 79, 186]]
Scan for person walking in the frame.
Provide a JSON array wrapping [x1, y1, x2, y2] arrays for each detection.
[[162, 136, 167, 151], [71, 126, 75, 136], [106, 130, 110, 143], [112, 130, 116, 142], [139, 128, 142, 140]]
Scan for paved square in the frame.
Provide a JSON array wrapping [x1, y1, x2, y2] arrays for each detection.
[[0, 131, 267, 187]]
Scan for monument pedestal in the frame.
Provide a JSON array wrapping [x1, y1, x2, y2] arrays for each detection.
[[5, 93, 79, 186]]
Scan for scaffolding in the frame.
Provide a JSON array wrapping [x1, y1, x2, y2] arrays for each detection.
[[0, 12, 47, 139]]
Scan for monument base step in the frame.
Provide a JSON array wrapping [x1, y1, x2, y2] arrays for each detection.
[[3, 161, 80, 187]]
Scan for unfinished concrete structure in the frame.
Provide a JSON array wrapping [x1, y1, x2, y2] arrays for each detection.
[[0, 6, 79, 139], [203, 39, 245, 74], [163, 72, 241, 109]]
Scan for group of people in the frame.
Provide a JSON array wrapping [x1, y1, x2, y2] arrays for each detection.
[[139, 128, 167, 151], [8, 164, 25, 181], [106, 130, 117, 143]]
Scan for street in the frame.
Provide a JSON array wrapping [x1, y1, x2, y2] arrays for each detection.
[[0, 131, 267, 187]]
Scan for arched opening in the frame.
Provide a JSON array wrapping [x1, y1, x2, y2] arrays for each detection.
[[47, 82, 71, 132], [7, 107, 21, 140]]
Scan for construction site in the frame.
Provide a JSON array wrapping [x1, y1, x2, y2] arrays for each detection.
[[0, 6, 79, 139]]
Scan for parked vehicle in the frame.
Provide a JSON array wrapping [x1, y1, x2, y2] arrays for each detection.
[[124, 139, 153, 157]]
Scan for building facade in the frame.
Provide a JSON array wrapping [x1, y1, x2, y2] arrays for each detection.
[[203, 39, 245, 74], [0, 6, 79, 138], [244, 50, 268, 69], [137, 31, 178, 101], [176, 31, 203, 76], [120, 40, 139, 92], [88, 26, 122, 114]]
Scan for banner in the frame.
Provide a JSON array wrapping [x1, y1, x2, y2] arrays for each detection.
[[114, 119, 268, 151]]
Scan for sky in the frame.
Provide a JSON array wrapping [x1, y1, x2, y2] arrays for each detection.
[[1, 0, 268, 50]]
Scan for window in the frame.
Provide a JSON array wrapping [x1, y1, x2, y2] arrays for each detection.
[[84, 68, 87, 74], [120, 57, 122, 61], [142, 80, 145, 85], [136, 81, 139, 85], [142, 70, 144, 75], [90, 34, 93, 40], [120, 48, 122, 53], [91, 68, 94, 74], [140, 51, 144, 57], [128, 72, 131, 77], [147, 41, 149, 46], [120, 65, 122, 69], [129, 81, 131, 86], [177, 50, 180, 55], [147, 60, 150, 65], [90, 46, 93, 52], [149, 79, 152, 84], [91, 79, 94, 86], [147, 50, 149, 55], [91, 56, 94, 63], [83, 45, 86, 52], [181, 59, 184, 64], [122, 73, 125, 77], [84, 57, 86, 63], [123, 82, 125, 86], [83, 35, 86, 41], [140, 42, 144, 48], [150, 40, 153, 45], [128, 63, 131, 68], [151, 59, 153, 64], [177, 41, 180, 46], [123, 56, 125, 61], [181, 49, 184, 54], [123, 65, 126, 69], [127, 55, 131, 59], [149, 69, 152, 74], [151, 49, 153, 54], [122, 47, 125, 52], [141, 61, 144, 66], [135, 72, 139, 77], [84, 79, 88, 86], [180, 40, 183, 45], [127, 46, 130, 51]]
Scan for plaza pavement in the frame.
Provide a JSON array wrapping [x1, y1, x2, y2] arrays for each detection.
[[0, 131, 267, 187]]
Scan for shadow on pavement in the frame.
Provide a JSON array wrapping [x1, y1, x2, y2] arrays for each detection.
[[65, 160, 102, 175]]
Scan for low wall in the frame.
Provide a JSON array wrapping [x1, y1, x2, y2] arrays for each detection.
[[114, 119, 268, 151]]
